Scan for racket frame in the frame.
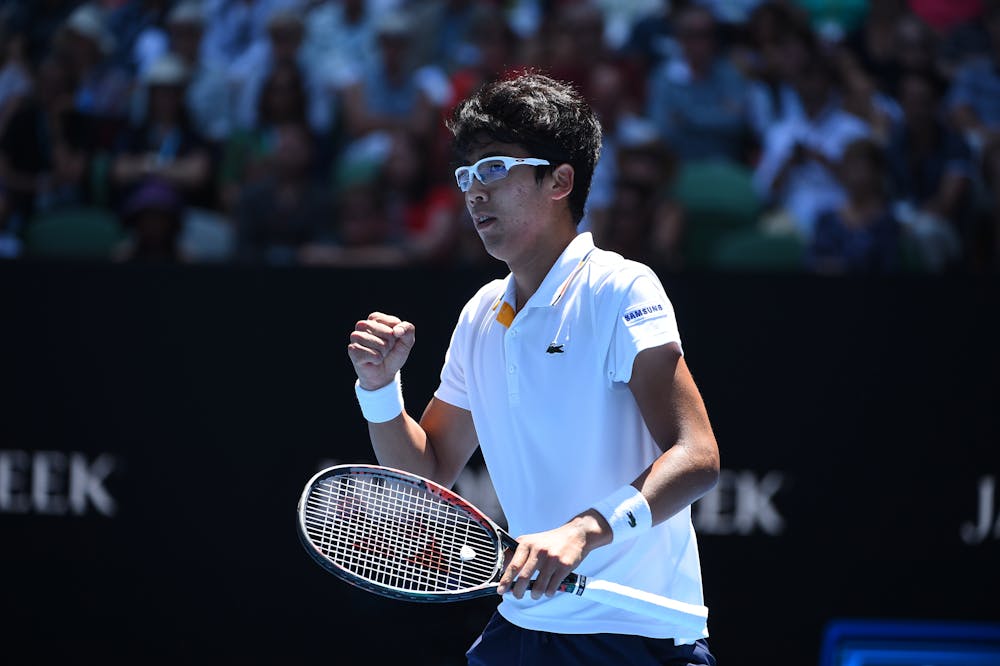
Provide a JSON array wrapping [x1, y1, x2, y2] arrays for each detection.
[[297, 464, 513, 602], [296, 464, 706, 635]]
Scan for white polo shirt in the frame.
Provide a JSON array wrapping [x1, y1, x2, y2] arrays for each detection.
[[434, 232, 708, 643]]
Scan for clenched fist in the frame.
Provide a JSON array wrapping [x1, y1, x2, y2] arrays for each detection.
[[348, 312, 416, 390]]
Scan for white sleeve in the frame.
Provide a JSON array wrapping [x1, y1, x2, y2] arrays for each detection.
[[433, 313, 471, 411], [606, 274, 683, 384]]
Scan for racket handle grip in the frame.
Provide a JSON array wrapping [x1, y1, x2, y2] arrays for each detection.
[[521, 573, 584, 594]]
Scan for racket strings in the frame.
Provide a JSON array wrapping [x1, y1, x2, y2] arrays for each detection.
[[303, 474, 499, 593]]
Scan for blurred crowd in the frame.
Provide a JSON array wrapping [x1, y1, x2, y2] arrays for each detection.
[[0, 0, 998, 273]]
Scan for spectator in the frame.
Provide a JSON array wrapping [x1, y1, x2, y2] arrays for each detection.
[[754, 53, 869, 238], [301, 0, 377, 86], [544, 4, 614, 93], [809, 138, 900, 274], [891, 13, 942, 80], [105, 0, 172, 76], [408, 0, 481, 73], [57, 3, 131, 121], [583, 61, 651, 232], [593, 134, 684, 268], [218, 60, 308, 213], [300, 144, 411, 268], [733, 2, 807, 138], [908, 0, 984, 35], [201, 0, 304, 68], [0, 54, 94, 230], [130, 2, 233, 144], [381, 129, 464, 263], [3, 0, 78, 68], [115, 177, 185, 262], [696, 0, 766, 27], [646, 4, 755, 163], [834, 14, 933, 141], [842, 0, 908, 93], [748, 8, 819, 129], [948, 6, 1000, 154], [0, 27, 32, 136], [444, 7, 519, 114], [540, 4, 644, 105], [164, 1, 231, 143], [339, 12, 440, 142], [887, 69, 971, 269], [620, 0, 676, 72], [110, 53, 213, 210], [939, 0, 996, 76], [233, 121, 333, 264], [228, 9, 334, 136]]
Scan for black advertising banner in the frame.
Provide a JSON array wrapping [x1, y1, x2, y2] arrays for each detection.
[[1, 262, 997, 665]]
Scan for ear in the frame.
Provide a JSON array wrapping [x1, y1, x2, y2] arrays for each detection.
[[549, 163, 575, 202]]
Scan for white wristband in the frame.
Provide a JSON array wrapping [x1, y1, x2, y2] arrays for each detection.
[[591, 484, 652, 543], [354, 372, 404, 423]]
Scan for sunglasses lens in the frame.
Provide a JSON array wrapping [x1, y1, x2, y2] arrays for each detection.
[[455, 168, 472, 191], [476, 159, 509, 185]]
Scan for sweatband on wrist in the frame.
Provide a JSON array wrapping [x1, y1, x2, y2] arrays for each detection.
[[354, 372, 404, 423], [591, 484, 653, 543]]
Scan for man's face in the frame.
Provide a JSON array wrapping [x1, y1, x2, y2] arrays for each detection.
[[677, 10, 716, 71], [461, 141, 557, 266]]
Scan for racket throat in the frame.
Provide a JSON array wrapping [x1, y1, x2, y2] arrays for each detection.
[[557, 573, 587, 596]]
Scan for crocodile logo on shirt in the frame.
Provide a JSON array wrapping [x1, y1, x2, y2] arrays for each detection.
[[626, 511, 637, 528], [545, 343, 565, 354]]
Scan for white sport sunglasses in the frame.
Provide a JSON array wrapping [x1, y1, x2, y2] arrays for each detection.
[[454, 156, 551, 192]]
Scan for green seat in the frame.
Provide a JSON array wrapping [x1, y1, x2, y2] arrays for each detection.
[[671, 160, 761, 269], [711, 229, 806, 272], [23, 206, 123, 260]]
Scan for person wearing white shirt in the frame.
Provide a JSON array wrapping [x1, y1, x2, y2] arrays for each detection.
[[347, 72, 719, 665], [754, 55, 869, 239]]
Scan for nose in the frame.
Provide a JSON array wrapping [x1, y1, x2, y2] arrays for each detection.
[[465, 178, 488, 206]]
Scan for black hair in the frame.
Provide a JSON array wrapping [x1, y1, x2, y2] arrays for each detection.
[[447, 72, 602, 225]]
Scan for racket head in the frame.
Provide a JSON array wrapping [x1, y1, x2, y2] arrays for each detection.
[[297, 464, 506, 602]]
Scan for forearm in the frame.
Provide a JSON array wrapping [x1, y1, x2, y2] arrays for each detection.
[[368, 411, 439, 481], [576, 437, 718, 554], [632, 437, 720, 526]]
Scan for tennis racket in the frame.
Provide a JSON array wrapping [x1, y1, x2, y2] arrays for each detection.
[[297, 464, 708, 631]]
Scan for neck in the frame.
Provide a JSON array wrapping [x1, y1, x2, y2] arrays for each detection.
[[509, 219, 578, 311]]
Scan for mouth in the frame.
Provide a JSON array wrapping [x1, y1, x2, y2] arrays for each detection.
[[473, 214, 497, 227]]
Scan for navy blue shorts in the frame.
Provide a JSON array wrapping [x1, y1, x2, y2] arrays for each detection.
[[466, 612, 717, 666]]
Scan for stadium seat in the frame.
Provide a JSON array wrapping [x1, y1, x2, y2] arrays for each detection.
[[23, 206, 124, 260], [671, 160, 762, 269], [711, 229, 806, 272]]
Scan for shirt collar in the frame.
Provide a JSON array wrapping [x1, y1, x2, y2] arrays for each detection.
[[489, 232, 596, 321]]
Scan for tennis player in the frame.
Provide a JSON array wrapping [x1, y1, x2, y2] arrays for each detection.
[[348, 72, 719, 665]]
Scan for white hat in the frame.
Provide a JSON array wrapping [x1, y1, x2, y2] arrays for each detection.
[[375, 11, 411, 37], [167, 1, 206, 26], [65, 4, 116, 55], [266, 9, 304, 30], [143, 53, 189, 87]]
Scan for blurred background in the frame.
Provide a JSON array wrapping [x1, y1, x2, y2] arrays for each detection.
[[0, 0, 999, 271], [0, 1, 999, 665]]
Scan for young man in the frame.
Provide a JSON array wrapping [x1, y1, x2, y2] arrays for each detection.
[[347, 73, 719, 665]]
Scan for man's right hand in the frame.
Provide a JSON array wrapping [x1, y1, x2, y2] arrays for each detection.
[[348, 312, 416, 390]]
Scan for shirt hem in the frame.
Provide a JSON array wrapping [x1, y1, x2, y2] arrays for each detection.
[[497, 604, 709, 644]]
